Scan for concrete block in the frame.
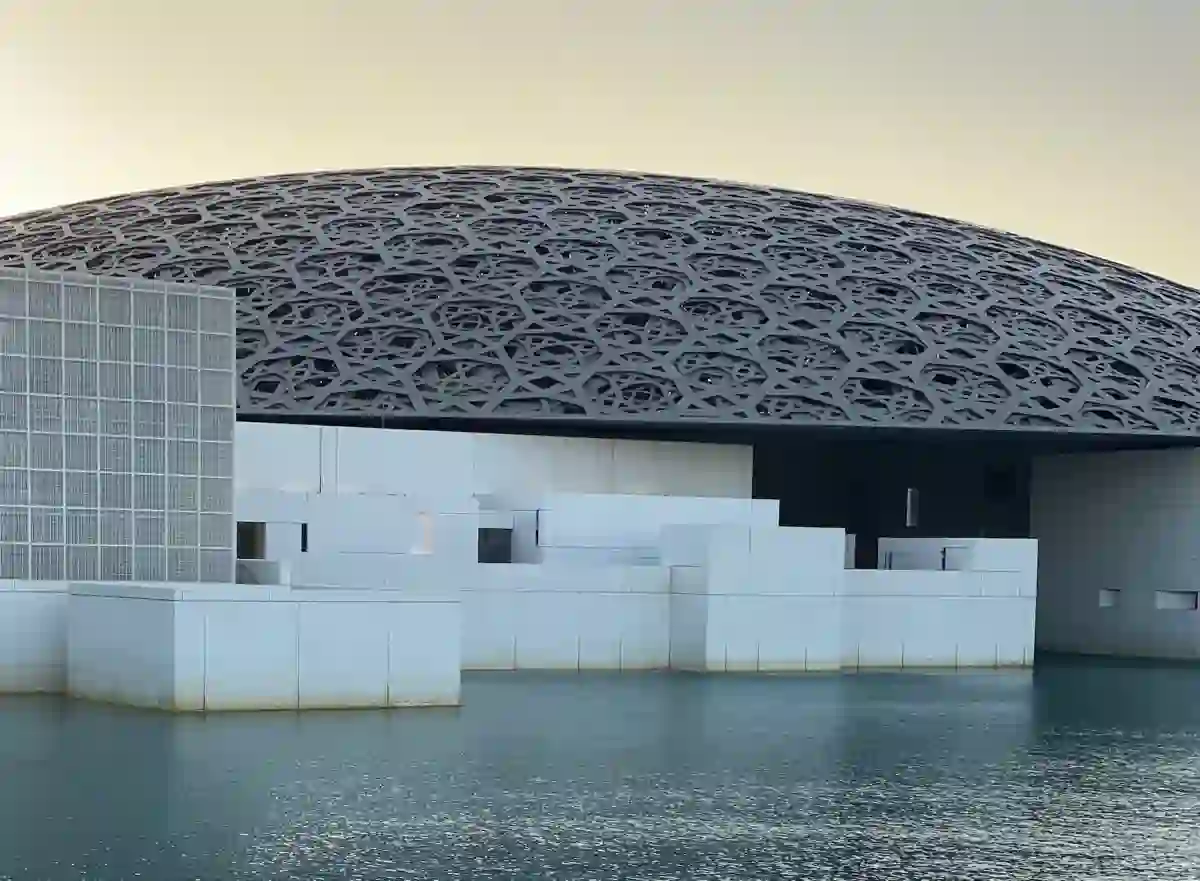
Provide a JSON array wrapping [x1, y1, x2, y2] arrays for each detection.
[[265, 521, 304, 558], [307, 492, 417, 555], [335, 427, 475, 499], [172, 601, 206, 710], [514, 592, 581, 669], [977, 571, 1025, 598], [748, 526, 844, 595], [668, 565, 706, 596], [319, 425, 339, 492], [461, 590, 521, 670], [384, 601, 461, 706], [297, 602, 389, 708], [668, 593, 708, 671], [574, 592, 624, 669], [843, 596, 905, 668], [202, 599, 299, 710], [236, 488, 310, 524], [761, 596, 842, 671], [618, 594, 670, 669], [68, 589, 177, 709], [703, 526, 752, 595], [660, 524, 711, 568], [0, 581, 67, 693], [971, 539, 1039, 575], [952, 599, 1000, 667], [67, 583, 462, 711], [234, 422, 322, 492]]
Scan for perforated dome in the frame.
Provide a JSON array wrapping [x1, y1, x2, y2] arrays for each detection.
[[2, 166, 1199, 436]]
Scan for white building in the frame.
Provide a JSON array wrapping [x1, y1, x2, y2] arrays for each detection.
[[2, 167, 1200, 713]]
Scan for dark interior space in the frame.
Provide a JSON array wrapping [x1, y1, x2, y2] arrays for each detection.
[[753, 436, 1033, 568]]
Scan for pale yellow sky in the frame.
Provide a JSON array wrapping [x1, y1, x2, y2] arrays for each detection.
[[1, 0, 1197, 284]]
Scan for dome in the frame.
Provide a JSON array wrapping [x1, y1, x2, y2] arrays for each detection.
[[1, 166, 1199, 437]]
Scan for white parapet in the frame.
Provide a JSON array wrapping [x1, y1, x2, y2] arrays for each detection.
[[0, 580, 69, 693], [67, 582, 462, 712]]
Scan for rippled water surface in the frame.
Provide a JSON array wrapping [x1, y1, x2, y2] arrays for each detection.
[[3, 662, 1200, 880]]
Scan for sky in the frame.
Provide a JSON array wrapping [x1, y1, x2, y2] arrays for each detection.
[[0, 0, 1197, 284]]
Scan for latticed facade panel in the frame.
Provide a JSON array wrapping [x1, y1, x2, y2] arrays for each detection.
[[1, 167, 1198, 436], [0, 270, 237, 582]]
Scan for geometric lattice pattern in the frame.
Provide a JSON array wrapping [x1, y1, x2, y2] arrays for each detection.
[[0, 269, 236, 582], [2, 167, 1200, 436]]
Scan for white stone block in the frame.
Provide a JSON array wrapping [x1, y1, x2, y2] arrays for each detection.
[[514, 592, 581, 669], [202, 599, 299, 710], [843, 595, 905, 668], [618, 594, 670, 669], [0, 581, 68, 693], [335, 427, 475, 499], [430, 512, 481, 561], [702, 526, 752, 595], [575, 593, 624, 669], [971, 539, 1039, 575], [668, 565, 706, 595], [297, 602, 390, 707], [750, 499, 781, 529], [759, 596, 842, 671], [748, 527, 844, 595], [384, 601, 462, 706], [668, 593, 709, 671], [66, 583, 461, 711], [461, 589, 521, 670], [234, 422, 322, 492], [265, 521, 305, 558], [68, 590, 178, 709], [319, 425, 339, 492], [660, 524, 711, 568], [307, 492, 417, 555], [236, 488, 310, 524]]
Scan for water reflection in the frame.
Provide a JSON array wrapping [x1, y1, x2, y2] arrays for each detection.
[[0, 663, 1198, 879]]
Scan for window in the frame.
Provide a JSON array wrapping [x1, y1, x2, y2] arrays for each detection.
[[1155, 590, 1198, 611], [236, 521, 266, 560]]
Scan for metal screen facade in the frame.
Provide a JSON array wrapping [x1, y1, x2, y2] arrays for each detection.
[[0, 269, 236, 582]]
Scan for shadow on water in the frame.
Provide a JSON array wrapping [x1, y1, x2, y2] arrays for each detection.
[[1, 661, 1199, 879]]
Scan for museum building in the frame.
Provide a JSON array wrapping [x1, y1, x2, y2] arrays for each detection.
[[0, 167, 1198, 711]]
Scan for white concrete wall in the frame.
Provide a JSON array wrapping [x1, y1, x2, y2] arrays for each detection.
[[461, 565, 671, 670], [664, 524, 846, 671], [500, 493, 779, 566], [235, 423, 753, 500], [661, 525, 1036, 672], [236, 488, 480, 580], [842, 569, 1035, 668], [1032, 448, 1200, 659], [66, 582, 461, 711], [0, 580, 68, 692]]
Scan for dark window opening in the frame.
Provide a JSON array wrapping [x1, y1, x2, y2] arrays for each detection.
[[300, 523, 309, 553], [478, 527, 513, 564], [237, 522, 266, 560]]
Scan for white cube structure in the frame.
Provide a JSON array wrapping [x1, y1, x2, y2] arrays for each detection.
[[67, 582, 461, 711], [0, 579, 68, 692], [664, 524, 846, 672]]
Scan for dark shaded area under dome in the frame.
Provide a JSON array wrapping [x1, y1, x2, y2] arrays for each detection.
[[1, 165, 1200, 440]]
